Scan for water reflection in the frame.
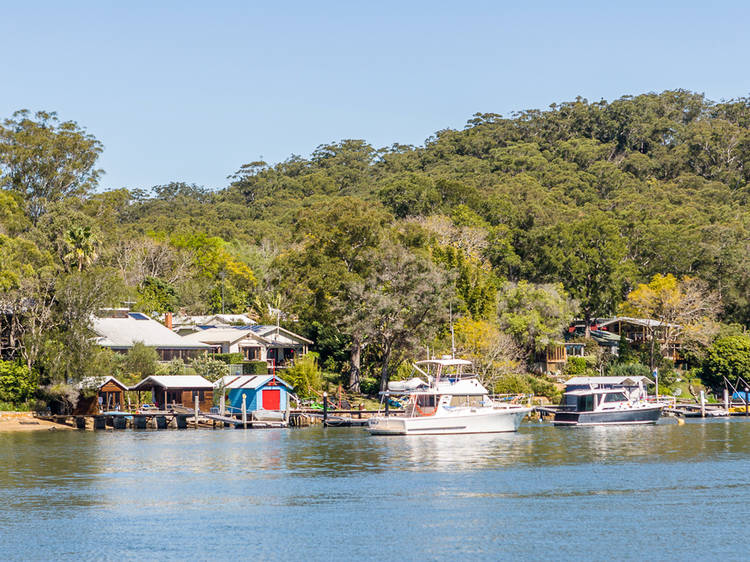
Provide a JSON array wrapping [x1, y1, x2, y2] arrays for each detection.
[[3, 419, 750, 560]]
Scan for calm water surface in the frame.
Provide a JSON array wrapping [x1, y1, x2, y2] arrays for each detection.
[[1, 419, 749, 560]]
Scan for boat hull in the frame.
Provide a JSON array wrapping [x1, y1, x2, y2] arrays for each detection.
[[552, 405, 663, 426], [367, 407, 531, 435]]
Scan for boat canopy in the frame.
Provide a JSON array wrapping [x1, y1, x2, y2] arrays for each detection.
[[415, 358, 473, 367], [388, 377, 429, 392]]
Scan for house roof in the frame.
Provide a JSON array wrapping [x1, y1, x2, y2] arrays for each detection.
[[246, 325, 313, 344], [93, 313, 210, 350], [214, 375, 293, 390], [172, 314, 256, 327], [180, 327, 266, 346], [130, 375, 213, 391], [565, 376, 654, 387], [180, 325, 313, 346], [77, 376, 128, 391], [597, 317, 680, 329]]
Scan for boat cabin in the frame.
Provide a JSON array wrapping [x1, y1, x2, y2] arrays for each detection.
[[564, 376, 653, 402], [563, 388, 631, 413]]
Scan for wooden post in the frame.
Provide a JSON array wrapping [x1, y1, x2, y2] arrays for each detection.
[[285, 393, 290, 423], [194, 394, 199, 428], [220, 392, 226, 417], [323, 392, 328, 426], [700, 390, 705, 418], [242, 394, 247, 429], [745, 387, 749, 417], [385, 392, 390, 417], [724, 388, 729, 414]]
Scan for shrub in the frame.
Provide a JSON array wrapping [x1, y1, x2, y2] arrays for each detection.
[[563, 357, 588, 377], [702, 334, 750, 390], [191, 356, 230, 382], [243, 361, 268, 375], [608, 362, 651, 378], [0, 360, 37, 405], [359, 377, 379, 396], [124, 342, 159, 378], [283, 353, 322, 398], [213, 353, 244, 365]]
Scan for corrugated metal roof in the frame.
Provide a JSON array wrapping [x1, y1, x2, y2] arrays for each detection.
[[130, 375, 213, 390], [565, 376, 654, 386], [93, 314, 210, 349], [180, 327, 265, 346], [214, 375, 293, 390], [247, 325, 313, 344]]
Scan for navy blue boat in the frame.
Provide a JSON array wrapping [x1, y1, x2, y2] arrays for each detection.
[[552, 388, 664, 426]]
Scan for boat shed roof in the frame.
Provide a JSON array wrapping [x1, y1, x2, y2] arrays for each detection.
[[565, 376, 654, 387], [130, 375, 213, 391], [214, 375, 293, 390]]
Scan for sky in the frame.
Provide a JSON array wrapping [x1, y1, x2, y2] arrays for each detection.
[[2, 0, 750, 192]]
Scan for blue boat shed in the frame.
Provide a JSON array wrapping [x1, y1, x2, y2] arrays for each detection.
[[215, 375, 294, 414]]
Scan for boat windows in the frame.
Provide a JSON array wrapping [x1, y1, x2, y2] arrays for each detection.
[[449, 395, 483, 407], [602, 392, 627, 403], [576, 394, 595, 412]]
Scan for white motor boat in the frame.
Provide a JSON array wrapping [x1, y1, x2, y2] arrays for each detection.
[[367, 358, 532, 436]]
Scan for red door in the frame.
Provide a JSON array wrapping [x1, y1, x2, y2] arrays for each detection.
[[262, 389, 281, 410]]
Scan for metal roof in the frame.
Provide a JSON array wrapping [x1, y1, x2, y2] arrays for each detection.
[[130, 375, 213, 391], [597, 317, 680, 329], [247, 325, 313, 344], [77, 376, 128, 391], [180, 327, 265, 346], [92, 314, 210, 349], [565, 376, 654, 387], [213, 375, 293, 390]]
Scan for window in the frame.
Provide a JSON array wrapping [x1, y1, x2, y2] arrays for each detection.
[[242, 346, 260, 361], [603, 392, 627, 403], [577, 394, 595, 412], [449, 395, 482, 407]]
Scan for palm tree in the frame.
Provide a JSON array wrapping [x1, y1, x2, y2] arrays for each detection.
[[64, 225, 98, 272]]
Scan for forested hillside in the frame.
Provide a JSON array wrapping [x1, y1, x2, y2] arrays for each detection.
[[3, 90, 750, 405]]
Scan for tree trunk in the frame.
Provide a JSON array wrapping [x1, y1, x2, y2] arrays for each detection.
[[379, 344, 392, 393], [348, 335, 361, 393]]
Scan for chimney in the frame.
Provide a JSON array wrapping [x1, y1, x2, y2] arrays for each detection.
[[165, 312, 173, 330]]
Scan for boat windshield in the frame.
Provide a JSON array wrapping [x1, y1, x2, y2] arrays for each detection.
[[602, 392, 627, 403]]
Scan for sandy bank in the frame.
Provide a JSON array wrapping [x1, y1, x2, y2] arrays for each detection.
[[0, 412, 75, 433]]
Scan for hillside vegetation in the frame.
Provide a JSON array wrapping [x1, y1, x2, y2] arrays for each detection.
[[2, 90, 750, 403]]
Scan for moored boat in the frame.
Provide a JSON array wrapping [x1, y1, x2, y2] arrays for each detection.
[[552, 388, 664, 425], [367, 358, 532, 436]]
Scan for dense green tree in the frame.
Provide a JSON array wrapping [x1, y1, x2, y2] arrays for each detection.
[[0, 110, 102, 222], [701, 335, 750, 390]]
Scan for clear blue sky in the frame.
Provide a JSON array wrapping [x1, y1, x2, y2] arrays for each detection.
[[2, 0, 749, 192]]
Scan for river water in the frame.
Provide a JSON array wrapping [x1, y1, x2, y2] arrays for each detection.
[[1, 419, 748, 560]]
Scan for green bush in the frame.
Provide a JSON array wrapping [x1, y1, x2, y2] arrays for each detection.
[[563, 357, 588, 377], [283, 353, 322, 398], [359, 377, 379, 396], [0, 360, 37, 405], [702, 334, 750, 390], [243, 361, 268, 375], [608, 362, 651, 378], [124, 342, 159, 378], [214, 352, 244, 365]]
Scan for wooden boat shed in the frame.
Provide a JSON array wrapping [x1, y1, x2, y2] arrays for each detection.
[[130, 375, 214, 411], [214, 375, 294, 414]]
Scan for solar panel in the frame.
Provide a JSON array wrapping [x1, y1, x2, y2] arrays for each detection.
[[129, 313, 150, 320]]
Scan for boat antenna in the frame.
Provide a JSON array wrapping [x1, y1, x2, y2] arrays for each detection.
[[450, 302, 455, 359]]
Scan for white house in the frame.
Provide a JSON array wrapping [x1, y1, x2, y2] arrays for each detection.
[[180, 324, 312, 367]]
